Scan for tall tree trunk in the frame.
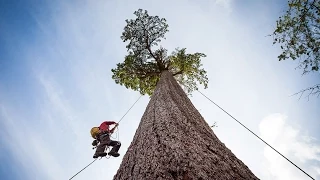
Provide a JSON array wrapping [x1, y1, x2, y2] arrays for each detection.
[[114, 70, 259, 180]]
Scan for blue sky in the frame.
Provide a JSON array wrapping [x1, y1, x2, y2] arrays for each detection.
[[0, 0, 319, 180]]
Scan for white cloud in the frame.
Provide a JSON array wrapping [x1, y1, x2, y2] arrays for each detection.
[[1, 0, 320, 180], [259, 113, 320, 180]]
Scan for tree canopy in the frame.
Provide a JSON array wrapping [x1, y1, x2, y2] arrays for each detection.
[[272, 0, 320, 98], [111, 9, 208, 96]]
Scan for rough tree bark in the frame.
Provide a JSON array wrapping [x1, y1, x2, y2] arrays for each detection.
[[114, 70, 259, 180]]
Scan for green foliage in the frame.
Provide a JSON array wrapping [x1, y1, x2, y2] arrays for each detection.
[[121, 9, 169, 60], [272, 0, 320, 75], [112, 9, 208, 96], [111, 52, 161, 95], [169, 48, 208, 95]]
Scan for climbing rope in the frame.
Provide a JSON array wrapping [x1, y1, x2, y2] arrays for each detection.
[[117, 95, 143, 124], [197, 90, 315, 180], [68, 94, 143, 180], [69, 159, 97, 180], [116, 95, 143, 141]]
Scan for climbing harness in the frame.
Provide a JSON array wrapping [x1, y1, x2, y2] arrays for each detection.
[[92, 133, 117, 157], [69, 89, 315, 180], [197, 90, 315, 180], [68, 94, 143, 180]]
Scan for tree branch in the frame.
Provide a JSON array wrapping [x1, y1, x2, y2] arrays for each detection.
[[143, 28, 157, 61], [290, 83, 320, 100], [147, 45, 157, 60], [173, 70, 183, 76], [310, 0, 320, 12], [142, 25, 167, 71]]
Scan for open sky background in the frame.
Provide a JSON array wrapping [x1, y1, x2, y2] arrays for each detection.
[[1, 0, 320, 179]]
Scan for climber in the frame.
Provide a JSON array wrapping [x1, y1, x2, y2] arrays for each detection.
[[90, 121, 121, 158]]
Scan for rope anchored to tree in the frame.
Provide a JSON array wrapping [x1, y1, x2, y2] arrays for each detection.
[[68, 95, 143, 180], [197, 90, 315, 180]]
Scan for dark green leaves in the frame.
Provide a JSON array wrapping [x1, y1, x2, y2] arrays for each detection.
[[112, 9, 208, 96], [272, 0, 320, 99], [121, 9, 169, 59], [272, 0, 320, 75], [169, 48, 208, 95]]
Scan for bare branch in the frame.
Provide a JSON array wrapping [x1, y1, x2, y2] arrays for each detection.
[[290, 83, 320, 100], [299, 90, 305, 100]]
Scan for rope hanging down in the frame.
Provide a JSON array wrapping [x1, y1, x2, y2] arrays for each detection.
[[68, 95, 143, 180], [197, 90, 315, 180]]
